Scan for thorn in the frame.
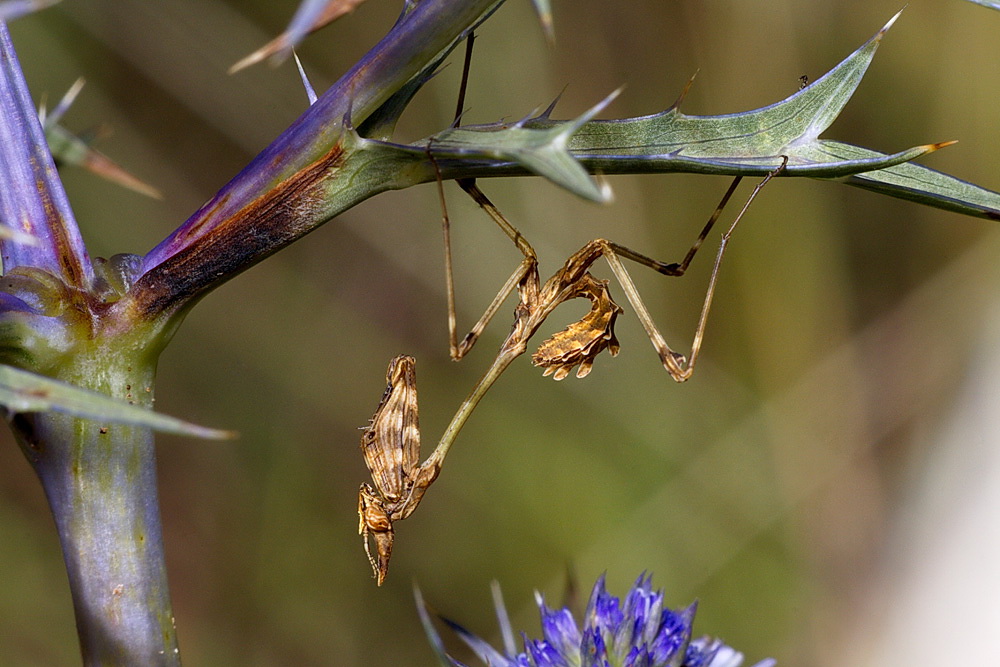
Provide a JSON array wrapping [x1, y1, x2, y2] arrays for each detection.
[[669, 71, 698, 112], [293, 51, 318, 105], [563, 86, 623, 137], [230, 0, 366, 73], [880, 6, 906, 38], [229, 38, 284, 74], [926, 140, 957, 152], [40, 77, 86, 129], [539, 85, 569, 120], [37, 94, 47, 125], [450, 108, 469, 128], [515, 107, 542, 128], [80, 150, 164, 200]]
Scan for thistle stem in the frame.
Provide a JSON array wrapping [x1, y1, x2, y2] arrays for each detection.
[[10, 357, 178, 666]]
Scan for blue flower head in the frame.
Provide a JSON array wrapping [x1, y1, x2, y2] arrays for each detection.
[[417, 574, 775, 667]]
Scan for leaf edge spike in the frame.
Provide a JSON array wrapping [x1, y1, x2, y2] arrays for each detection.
[[668, 71, 698, 113], [559, 86, 624, 139], [539, 85, 569, 120]]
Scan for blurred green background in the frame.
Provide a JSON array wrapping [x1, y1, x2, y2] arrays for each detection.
[[2, 1, 1000, 664]]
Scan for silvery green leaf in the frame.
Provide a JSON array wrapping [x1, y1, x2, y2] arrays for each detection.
[[381, 11, 937, 199], [533, 9, 922, 177], [845, 156, 1000, 220], [0, 364, 233, 439], [393, 9, 1000, 220]]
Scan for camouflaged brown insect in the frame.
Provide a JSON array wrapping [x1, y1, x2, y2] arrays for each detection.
[[358, 355, 438, 585]]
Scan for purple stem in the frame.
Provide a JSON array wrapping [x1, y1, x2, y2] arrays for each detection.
[[140, 0, 501, 274], [0, 22, 92, 288], [10, 361, 178, 665]]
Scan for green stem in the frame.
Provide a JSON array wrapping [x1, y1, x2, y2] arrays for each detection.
[[425, 342, 526, 471], [9, 356, 177, 666]]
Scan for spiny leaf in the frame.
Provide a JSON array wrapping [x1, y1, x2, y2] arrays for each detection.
[[387, 10, 1000, 219], [0, 364, 234, 439], [542, 9, 914, 176], [553, 9, 1000, 218], [375, 11, 940, 199]]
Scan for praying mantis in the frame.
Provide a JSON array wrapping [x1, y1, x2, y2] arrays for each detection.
[[357, 34, 787, 585]]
